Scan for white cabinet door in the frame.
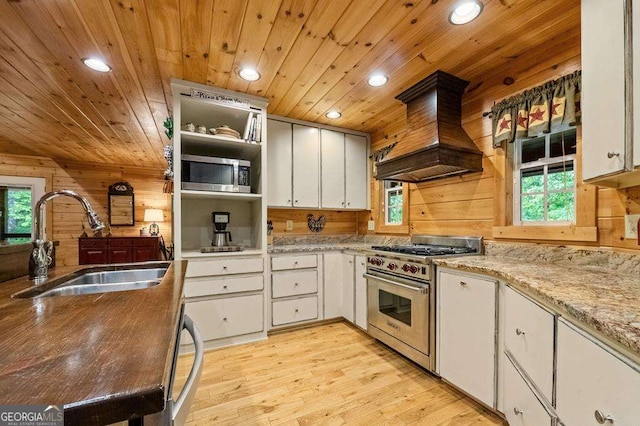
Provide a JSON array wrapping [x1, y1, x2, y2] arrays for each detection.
[[354, 255, 367, 330], [341, 254, 355, 323], [323, 252, 343, 319], [556, 319, 640, 425], [581, 0, 627, 181], [267, 119, 292, 206], [321, 129, 345, 208], [292, 124, 320, 208], [438, 270, 497, 408], [503, 355, 554, 426], [344, 134, 368, 209]]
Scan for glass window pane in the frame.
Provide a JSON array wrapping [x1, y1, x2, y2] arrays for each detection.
[[521, 167, 544, 194], [379, 289, 411, 326], [5, 187, 32, 234], [550, 128, 577, 158], [521, 136, 546, 163], [521, 194, 544, 222], [384, 180, 402, 189], [548, 192, 575, 221], [548, 162, 575, 191]]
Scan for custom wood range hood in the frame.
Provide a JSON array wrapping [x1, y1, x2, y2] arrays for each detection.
[[375, 70, 483, 182]]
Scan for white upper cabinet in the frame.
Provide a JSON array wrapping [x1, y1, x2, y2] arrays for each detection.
[[581, 0, 640, 187], [345, 134, 368, 210], [321, 129, 346, 209], [292, 124, 320, 208], [267, 119, 293, 207]]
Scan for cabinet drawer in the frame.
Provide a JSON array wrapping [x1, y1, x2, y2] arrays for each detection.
[[133, 237, 158, 247], [79, 238, 108, 249], [184, 294, 263, 342], [504, 355, 554, 426], [107, 238, 132, 248], [556, 319, 640, 425], [272, 296, 318, 326], [184, 274, 264, 298], [271, 270, 318, 298], [186, 257, 264, 278], [271, 254, 317, 271], [504, 286, 555, 401]]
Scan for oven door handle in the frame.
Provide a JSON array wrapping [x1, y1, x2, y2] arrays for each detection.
[[363, 273, 428, 294]]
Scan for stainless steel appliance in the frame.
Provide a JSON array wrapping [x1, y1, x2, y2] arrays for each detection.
[[212, 211, 232, 247], [365, 235, 483, 373], [182, 154, 251, 193]]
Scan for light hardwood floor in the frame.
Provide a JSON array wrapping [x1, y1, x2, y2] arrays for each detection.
[[173, 322, 506, 425]]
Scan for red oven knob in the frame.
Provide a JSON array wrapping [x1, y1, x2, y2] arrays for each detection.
[[402, 263, 411, 272], [375, 258, 383, 266], [387, 262, 397, 271], [409, 265, 419, 274]]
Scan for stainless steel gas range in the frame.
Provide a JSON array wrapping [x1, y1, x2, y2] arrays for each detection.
[[365, 235, 483, 373]]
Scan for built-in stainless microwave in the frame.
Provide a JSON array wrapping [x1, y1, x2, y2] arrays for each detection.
[[181, 154, 251, 193]]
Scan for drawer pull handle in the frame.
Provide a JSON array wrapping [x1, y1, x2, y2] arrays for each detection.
[[516, 328, 525, 336], [607, 151, 620, 159], [294, 261, 298, 265], [223, 285, 228, 289], [595, 410, 614, 424], [295, 308, 299, 313], [222, 266, 227, 270], [459, 281, 467, 286], [513, 407, 523, 416], [223, 317, 228, 322], [294, 283, 299, 286]]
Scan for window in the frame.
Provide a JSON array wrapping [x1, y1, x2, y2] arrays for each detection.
[[384, 181, 403, 225], [514, 128, 577, 225], [0, 176, 46, 241]]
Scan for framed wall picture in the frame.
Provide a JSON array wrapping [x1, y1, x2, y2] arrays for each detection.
[[108, 182, 134, 226]]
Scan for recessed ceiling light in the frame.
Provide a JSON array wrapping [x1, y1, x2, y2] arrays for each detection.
[[449, 0, 483, 25], [368, 74, 388, 87], [326, 111, 342, 119], [239, 67, 260, 81], [83, 58, 111, 72]]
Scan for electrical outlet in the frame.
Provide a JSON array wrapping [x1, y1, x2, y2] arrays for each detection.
[[624, 214, 640, 238], [368, 220, 375, 231], [286, 220, 294, 231]]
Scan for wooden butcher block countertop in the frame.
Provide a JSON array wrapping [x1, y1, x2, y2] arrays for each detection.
[[0, 260, 187, 425]]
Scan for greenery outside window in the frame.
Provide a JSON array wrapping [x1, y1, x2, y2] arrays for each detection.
[[1, 186, 32, 238], [384, 181, 403, 225], [514, 128, 577, 225]]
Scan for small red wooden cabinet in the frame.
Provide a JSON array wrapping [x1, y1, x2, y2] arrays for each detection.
[[79, 237, 160, 265]]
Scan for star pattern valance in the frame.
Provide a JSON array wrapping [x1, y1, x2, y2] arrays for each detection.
[[491, 70, 581, 148]]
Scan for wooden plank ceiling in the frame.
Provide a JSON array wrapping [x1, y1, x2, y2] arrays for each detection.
[[0, 0, 580, 168]]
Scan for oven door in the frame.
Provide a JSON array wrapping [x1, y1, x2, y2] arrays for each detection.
[[365, 273, 430, 355]]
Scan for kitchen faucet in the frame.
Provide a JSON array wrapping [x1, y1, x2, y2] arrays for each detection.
[[29, 190, 104, 284]]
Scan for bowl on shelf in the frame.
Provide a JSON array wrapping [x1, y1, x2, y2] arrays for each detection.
[[215, 125, 240, 139]]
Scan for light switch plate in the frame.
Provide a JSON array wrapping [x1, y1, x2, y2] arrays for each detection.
[[286, 220, 294, 231], [624, 214, 640, 239], [368, 220, 375, 231]]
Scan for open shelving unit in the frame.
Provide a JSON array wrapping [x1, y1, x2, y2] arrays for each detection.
[[171, 79, 268, 258]]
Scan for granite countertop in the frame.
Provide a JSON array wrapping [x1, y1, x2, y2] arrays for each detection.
[[268, 242, 373, 254], [433, 255, 640, 360], [0, 260, 187, 425]]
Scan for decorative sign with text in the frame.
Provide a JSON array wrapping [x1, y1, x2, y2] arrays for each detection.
[[190, 88, 250, 108]]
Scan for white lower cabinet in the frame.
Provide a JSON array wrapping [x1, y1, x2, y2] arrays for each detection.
[[341, 254, 355, 323], [323, 252, 343, 319], [185, 294, 264, 341], [438, 269, 497, 408], [504, 354, 554, 426], [270, 254, 322, 328], [556, 319, 640, 425]]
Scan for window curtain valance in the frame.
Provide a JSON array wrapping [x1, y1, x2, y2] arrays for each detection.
[[491, 70, 581, 148]]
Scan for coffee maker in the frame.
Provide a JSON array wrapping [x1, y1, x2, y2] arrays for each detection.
[[212, 212, 232, 247]]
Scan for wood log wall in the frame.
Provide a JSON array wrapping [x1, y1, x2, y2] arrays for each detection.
[[267, 209, 360, 235], [0, 154, 171, 266], [370, 50, 640, 252]]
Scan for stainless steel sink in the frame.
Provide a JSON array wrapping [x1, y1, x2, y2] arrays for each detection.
[[12, 263, 170, 299]]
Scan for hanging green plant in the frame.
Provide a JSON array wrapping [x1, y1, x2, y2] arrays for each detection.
[[163, 116, 174, 140]]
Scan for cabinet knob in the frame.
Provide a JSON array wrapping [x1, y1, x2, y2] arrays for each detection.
[[295, 308, 299, 313], [341, 201, 345, 205], [295, 200, 299, 203], [513, 407, 523, 416], [223, 285, 228, 289], [223, 317, 228, 322], [294, 282, 299, 286], [222, 265, 227, 270], [516, 328, 525, 336], [459, 281, 467, 286], [347, 202, 350, 206], [607, 151, 620, 159], [287, 199, 291, 203], [595, 410, 614, 424], [294, 261, 298, 265]]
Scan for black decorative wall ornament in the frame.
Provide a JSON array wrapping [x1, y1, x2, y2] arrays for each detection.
[[369, 141, 398, 162], [307, 214, 326, 233]]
